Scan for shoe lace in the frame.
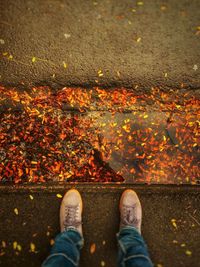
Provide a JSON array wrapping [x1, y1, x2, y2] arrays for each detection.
[[64, 205, 81, 230], [121, 204, 139, 226]]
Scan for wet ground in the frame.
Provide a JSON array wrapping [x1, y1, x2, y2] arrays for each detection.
[[1, 86, 199, 184]]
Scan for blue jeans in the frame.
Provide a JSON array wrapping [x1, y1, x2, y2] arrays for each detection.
[[42, 227, 153, 267]]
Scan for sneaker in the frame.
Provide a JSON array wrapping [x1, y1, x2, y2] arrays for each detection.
[[60, 189, 83, 236], [119, 189, 142, 233]]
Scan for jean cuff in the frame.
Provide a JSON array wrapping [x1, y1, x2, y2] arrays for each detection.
[[63, 228, 84, 249]]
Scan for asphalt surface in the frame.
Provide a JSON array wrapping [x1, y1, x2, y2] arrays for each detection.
[[0, 0, 200, 90], [0, 185, 200, 267]]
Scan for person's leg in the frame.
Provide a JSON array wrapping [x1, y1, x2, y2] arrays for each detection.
[[42, 189, 84, 267], [117, 190, 153, 267]]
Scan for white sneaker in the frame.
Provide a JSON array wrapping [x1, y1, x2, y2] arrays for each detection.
[[60, 189, 83, 236], [119, 189, 142, 233]]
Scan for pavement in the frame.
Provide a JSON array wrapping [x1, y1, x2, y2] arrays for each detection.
[[0, 0, 200, 266], [0, 0, 200, 90], [0, 185, 200, 267]]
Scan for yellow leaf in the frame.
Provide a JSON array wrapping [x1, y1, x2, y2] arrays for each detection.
[[13, 241, 17, 250], [14, 208, 19, 215], [122, 125, 130, 132], [56, 194, 62, 198], [185, 250, 192, 256], [137, 1, 144, 6], [98, 70, 103, 77], [17, 244, 22, 251], [171, 219, 177, 229], [30, 242, 35, 252], [32, 57, 36, 63], [63, 61, 67, 68]]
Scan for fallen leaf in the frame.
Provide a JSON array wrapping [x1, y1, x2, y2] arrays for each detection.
[[171, 219, 177, 229], [185, 250, 192, 256], [30, 242, 36, 252], [50, 239, 55, 246], [90, 243, 96, 254], [32, 57, 36, 63], [13, 241, 17, 250], [63, 61, 67, 69], [14, 208, 19, 215], [193, 64, 198, 71], [64, 33, 71, 39]]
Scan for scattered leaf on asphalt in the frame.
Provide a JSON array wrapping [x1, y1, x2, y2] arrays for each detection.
[[90, 243, 96, 254], [13, 241, 17, 250], [185, 250, 192, 256], [98, 70, 103, 77], [63, 61, 67, 69], [14, 208, 19, 215], [64, 33, 71, 39], [32, 57, 36, 63], [17, 244, 22, 251], [193, 65, 198, 71], [30, 242, 36, 253], [50, 239, 55, 246], [8, 54, 13, 60], [137, 1, 144, 6], [13, 241, 21, 251], [171, 219, 177, 229]]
